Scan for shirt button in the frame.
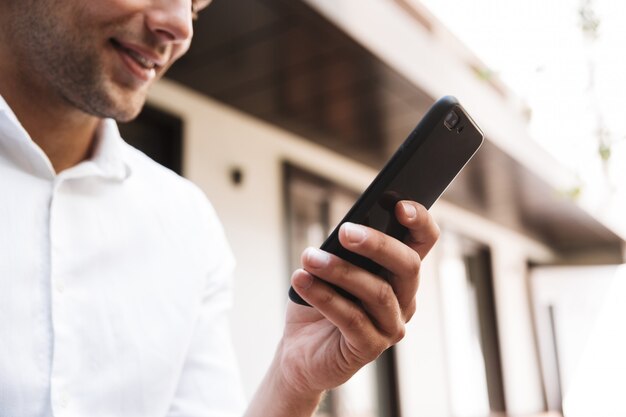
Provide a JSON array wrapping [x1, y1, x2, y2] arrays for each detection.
[[55, 280, 65, 294]]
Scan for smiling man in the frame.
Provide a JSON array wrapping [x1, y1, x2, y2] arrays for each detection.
[[0, 1, 439, 416]]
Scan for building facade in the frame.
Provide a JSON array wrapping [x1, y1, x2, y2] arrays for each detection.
[[120, 1, 625, 416]]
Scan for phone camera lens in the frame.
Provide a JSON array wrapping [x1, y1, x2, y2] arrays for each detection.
[[444, 110, 460, 130]]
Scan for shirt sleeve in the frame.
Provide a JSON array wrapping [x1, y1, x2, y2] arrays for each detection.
[[166, 195, 247, 417]]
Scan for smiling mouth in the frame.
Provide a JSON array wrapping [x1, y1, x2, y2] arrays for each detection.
[[110, 39, 158, 70]]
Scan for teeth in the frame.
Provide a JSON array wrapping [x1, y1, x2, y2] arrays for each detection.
[[125, 48, 155, 69], [114, 41, 155, 69], [111, 39, 159, 71]]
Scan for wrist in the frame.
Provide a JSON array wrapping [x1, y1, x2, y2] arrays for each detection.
[[245, 339, 324, 417], [270, 339, 324, 410]]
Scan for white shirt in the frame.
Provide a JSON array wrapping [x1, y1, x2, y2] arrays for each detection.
[[0, 95, 246, 417]]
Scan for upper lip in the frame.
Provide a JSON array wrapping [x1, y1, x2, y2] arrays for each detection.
[[112, 39, 168, 68]]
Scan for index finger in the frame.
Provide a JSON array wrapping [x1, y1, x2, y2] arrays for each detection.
[[395, 201, 440, 259]]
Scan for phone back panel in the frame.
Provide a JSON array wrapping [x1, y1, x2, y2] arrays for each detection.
[[290, 96, 484, 305]]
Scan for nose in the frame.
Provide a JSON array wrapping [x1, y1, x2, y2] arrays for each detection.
[[145, 0, 193, 44]]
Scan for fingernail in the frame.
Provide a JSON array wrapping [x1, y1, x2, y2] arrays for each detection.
[[305, 247, 330, 268], [402, 202, 417, 219], [343, 222, 367, 244]]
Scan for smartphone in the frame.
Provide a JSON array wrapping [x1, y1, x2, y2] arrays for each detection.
[[289, 96, 484, 306]]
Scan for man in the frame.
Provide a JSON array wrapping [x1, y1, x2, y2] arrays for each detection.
[[0, 0, 439, 416]]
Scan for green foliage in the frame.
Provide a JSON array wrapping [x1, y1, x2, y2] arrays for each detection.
[[598, 143, 611, 161], [562, 186, 582, 201], [579, 0, 600, 41], [474, 67, 495, 81]]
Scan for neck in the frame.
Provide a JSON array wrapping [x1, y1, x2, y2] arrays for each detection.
[[0, 61, 100, 174]]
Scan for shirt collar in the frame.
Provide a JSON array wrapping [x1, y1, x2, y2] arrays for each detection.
[[86, 118, 132, 182], [0, 94, 131, 182]]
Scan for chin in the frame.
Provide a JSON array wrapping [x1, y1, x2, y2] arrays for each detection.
[[92, 102, 143, 122], [112, 105, 144, 122], [110, 89, 149, 122], [93, 92, 147, 122], [63, 85, 147, 122]]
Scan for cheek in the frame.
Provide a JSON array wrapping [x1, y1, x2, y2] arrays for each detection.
[[77, 0, 146, 25], [93, 0, 147, 14]]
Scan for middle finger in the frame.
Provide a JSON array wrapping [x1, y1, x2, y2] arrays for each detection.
[[301, 247, 405, 340], [337, 222, 422, 311]]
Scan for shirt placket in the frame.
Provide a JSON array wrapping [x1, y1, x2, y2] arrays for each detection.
[[48, 177, 73, 416]]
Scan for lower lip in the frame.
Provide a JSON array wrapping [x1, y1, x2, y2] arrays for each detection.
[[113, 43, 155, 83]]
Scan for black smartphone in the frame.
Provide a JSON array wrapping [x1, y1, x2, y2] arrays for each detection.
[[289, 96, 484, 306]]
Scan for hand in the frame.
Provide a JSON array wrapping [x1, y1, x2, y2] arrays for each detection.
[[277, 200, 440, 398]]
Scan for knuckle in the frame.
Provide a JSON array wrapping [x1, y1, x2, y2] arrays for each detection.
[[338, 261, 353, 283], [362, 336, 387, 358], [373, 338, 390, 355], [394, 323, 407, 343], [375, 233, 388, 253], [404, 299, 417, 322], [377, 282, 396, 307], [346, 309, 367, 331], [386, 314, 406, 344], [319, 287, 336, 305], [408, 253, 422, 278], [431, 222, 441, 240]]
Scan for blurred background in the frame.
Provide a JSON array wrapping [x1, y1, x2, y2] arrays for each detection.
[[118, 0, 626, 416]]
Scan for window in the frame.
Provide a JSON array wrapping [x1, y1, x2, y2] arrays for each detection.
[[284, 164, 401, 417], [438, 232, 505, 416], [117, 105, 183, 175]]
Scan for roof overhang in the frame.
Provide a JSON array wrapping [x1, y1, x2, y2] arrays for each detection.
[[166, 0, 624, 260]]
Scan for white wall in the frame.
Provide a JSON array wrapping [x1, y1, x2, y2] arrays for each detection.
[[148, 79, 376, 400], [148, 79, 555, 415], [395, 243, 451, 417]]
